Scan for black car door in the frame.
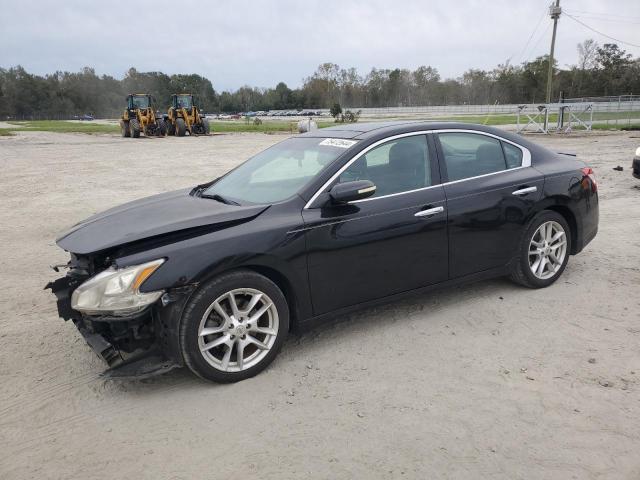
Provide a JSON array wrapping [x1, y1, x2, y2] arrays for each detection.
[[302, 133, 448, 315], [435, 130, 544, 278]]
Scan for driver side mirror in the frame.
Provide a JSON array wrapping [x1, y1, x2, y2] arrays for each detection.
[[329, 180, 376, 204]]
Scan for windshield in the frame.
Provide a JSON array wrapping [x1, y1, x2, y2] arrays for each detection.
[[176, 95, 193, 109], [132, 96, 150, 109], [202, 137, 355, 204]]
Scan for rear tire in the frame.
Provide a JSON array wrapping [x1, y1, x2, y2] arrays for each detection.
[[179, 270, 289, 383], [510, 210, 571, 288], [129, 119, 140, 138], [158, 120, 167, 136], [176, 118, 186, 137], [166, 121, 175, 136], [203, 118, 211, 135], [120, 120, 130, 137]]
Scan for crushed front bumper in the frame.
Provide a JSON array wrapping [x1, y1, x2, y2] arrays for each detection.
[[46, 274, 193, 378]]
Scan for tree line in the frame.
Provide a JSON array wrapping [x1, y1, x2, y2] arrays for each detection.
[[1, 40, 638, 119]]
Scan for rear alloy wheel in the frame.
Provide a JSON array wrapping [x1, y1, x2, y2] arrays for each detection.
[[180, 270, 288, 382], [528, 221, 568, 280], [510, 211, 571, 288]]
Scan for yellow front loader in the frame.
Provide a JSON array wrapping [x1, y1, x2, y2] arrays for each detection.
[[119, 94, 166, 138], [166, 94, 210, 136]]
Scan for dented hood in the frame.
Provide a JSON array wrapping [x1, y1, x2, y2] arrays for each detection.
[[56, 188, 269, 254]]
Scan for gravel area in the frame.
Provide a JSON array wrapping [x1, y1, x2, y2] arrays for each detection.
[[0, 129, 639, 479]]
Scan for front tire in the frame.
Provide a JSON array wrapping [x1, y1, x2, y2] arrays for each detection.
[[179, 270, 289, 383], [510, 210, 571, 288], [120, 120, 130, 137], [129, 119, 141, 138], [158, 120, 167, 136], [176, 118, 186, 137]]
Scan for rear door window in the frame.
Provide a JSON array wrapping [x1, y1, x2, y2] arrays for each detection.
[[437, 132, 507, 182]]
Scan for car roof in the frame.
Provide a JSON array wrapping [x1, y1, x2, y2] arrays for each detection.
[[298, 120, 544, 152], [298, 120, 421, 139]]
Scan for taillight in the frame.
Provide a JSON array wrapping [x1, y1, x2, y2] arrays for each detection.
[[581, 167, 597, 192]]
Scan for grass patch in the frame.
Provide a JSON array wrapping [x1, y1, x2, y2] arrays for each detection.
[[592, 123, 640, 131], [210, 120, 335, 133], [6, 120, 119, 134], [3, 119, 337, 135], [210, 120, 296, 133], [4, 115, 639, 135]]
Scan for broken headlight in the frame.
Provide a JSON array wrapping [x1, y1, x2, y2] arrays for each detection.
[[71, 259, 165, 315]]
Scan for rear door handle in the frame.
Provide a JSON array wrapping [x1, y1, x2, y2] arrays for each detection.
[[512, 186, 537, 196], [415, 206, 444, 217]]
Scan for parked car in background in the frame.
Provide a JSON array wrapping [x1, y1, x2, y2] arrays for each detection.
[[47, 122, 598, 383]]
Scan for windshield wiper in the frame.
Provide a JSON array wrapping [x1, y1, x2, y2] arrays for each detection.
[[200, 193, 240, 206]]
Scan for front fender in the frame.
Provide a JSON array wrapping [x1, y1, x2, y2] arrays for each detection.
[[113, 213, 312, 322]]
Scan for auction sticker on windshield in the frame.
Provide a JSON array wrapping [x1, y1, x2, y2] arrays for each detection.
[[319, 138, 358, 149]]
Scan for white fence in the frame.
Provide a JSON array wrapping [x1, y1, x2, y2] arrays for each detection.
[[346, 100, 640, 118]]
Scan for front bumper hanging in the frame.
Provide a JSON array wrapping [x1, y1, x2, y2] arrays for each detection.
[[45, 274, 188, 378]]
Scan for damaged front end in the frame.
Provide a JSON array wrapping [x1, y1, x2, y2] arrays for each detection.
[[46, 253, 193, 378]]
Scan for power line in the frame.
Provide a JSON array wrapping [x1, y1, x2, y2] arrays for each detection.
[[509, 7, 548, 64], [564, 13, 640, 48], [570, 15, 640, 26], [524, 22, 552, 62], [564, 9, 640, 22]]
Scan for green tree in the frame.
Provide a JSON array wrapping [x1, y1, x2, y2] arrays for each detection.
[[330, 103, 342, 118]]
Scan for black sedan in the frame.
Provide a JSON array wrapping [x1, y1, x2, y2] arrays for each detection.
[[47, 122, 599, 382]]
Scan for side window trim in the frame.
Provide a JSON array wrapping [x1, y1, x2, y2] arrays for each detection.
[[304, 129, 531, 209]]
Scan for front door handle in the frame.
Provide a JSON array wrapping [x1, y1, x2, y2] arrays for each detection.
[[415, 206, 444, 217], [512, 186, 537, 196]]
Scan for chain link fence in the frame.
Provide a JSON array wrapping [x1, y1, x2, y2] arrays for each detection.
[[347, 95, 640, 127], [564, 95, 640, 127]]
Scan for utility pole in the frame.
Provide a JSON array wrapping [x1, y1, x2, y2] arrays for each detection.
[[546, 0, 562, 103]]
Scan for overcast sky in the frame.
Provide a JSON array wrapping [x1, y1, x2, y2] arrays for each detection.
[[1, 0, 639, 91]]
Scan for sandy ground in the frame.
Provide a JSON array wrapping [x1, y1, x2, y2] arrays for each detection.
[[0, 129, 639, 480]]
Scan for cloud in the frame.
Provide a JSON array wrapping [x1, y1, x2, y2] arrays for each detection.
[[1, 0, 639, 91]]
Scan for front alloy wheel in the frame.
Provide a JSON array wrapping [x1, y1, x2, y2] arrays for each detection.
[[180, 270, 289, 382], [198, 288, 279, 372]]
